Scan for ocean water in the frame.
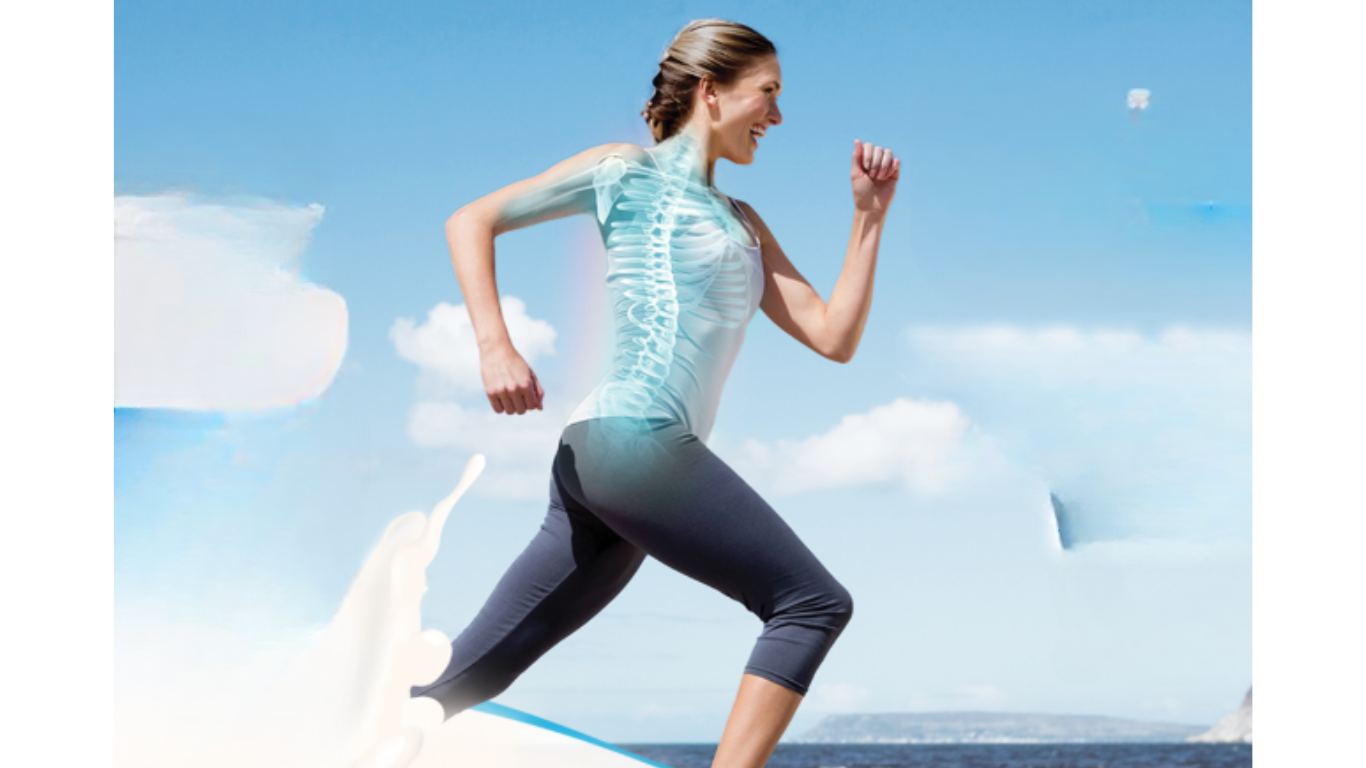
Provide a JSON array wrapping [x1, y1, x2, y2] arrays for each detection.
[[619, 742, 1252, 768]]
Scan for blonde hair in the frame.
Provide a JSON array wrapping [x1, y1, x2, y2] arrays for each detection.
[[642, 19, 777, 144]]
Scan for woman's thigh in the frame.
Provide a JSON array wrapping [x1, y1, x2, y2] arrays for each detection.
[[460, 482, 646, 650], [555, 418, 843, 619], [412, 465, 647, 706]]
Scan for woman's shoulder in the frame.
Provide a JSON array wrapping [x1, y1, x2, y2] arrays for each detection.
[[590, 142, 653, 168]]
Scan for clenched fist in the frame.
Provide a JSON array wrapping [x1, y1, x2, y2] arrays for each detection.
[[851, 139, 901, 215]]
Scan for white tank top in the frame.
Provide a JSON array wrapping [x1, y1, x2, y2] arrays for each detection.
[[564, 136, 765, 443]]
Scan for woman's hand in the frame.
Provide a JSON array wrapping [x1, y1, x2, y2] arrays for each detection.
[[479, 340, 545, 415], [851, 139, 901, 215]]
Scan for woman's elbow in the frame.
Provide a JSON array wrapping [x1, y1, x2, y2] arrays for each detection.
[[445, 207, 467, 233], [447, 204, 495, 236], [824, 341, 855, 364]]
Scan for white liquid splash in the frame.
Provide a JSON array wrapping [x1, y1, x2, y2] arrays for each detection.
[[117, 457, 475, 768], [293, 452, 486, 768], [118, 453, 660, 768]]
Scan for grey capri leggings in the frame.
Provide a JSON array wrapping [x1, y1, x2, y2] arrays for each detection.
[[411, 417, 854, 719]]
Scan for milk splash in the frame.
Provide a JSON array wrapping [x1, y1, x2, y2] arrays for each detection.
[[286, 454, 485, 767], [118, 455, 482, 768]]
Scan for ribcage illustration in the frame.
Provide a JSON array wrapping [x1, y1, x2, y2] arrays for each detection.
[[590, 151, 756, 418]]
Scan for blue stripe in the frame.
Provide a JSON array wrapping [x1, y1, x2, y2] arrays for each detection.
[[471, 701, 675, 768]]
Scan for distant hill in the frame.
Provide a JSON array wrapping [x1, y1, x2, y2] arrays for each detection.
[[794, 712, 1207, 744], [1187, 687, 1252, 744]]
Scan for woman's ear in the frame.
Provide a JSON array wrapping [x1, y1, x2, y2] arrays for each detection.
[[700, 77, 720, 107]]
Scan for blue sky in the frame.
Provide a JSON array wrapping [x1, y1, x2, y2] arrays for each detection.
[[112, 0, 1254, 743]]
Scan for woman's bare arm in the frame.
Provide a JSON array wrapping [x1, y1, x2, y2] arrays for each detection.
[[738, 139, 900, 364], [446, 142, 641, 414], [740, 201, 877, 363]]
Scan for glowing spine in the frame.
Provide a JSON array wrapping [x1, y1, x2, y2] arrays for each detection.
[[601, 145, 692, 418]]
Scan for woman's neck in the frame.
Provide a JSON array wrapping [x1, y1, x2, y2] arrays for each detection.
[[655, 123, 718, 190]]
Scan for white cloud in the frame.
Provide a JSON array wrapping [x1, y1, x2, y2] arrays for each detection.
[[392, 298, 565, 500], [805, 683, 872, 713], [390, 298, 556, 399], [903, 325, 1251, 545], [904, 326, 1249, 394], [632, 702, 702, 719], [405, 400, 571, 501], [734, 397, 987, 496], [114, 193, 347, 410], [903, 684, 1007, 711]]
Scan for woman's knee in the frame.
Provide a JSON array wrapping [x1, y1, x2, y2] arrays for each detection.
[[769, 576, 854, 632], [824, 580, 855, 631]]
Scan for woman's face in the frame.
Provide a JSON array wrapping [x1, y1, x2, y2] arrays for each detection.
[[713, 54, 783, 166]]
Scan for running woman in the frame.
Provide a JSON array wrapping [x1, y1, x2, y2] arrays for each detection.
[[413, 18, 900, 768]]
